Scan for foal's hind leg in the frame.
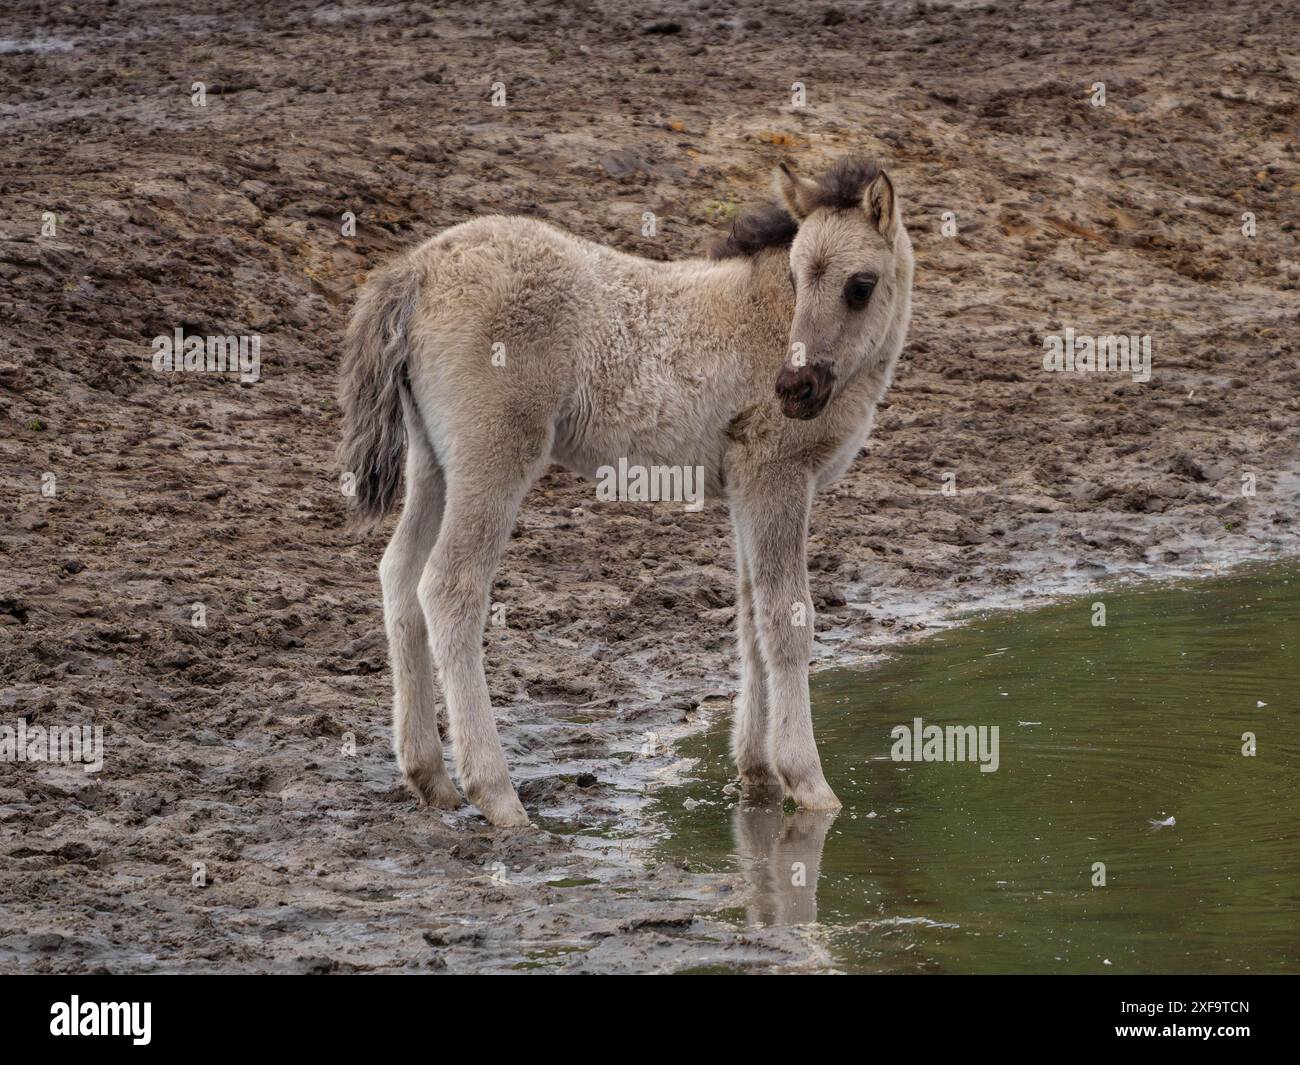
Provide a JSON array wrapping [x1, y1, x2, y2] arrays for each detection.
[[380, 410, 461, 808], [418, 429, 550, 827]]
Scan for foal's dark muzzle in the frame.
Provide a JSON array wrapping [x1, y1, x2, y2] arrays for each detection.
[[775, 362, 836, 420]]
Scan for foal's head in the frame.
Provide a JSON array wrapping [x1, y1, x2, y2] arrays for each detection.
[[772, 157, 911, 420]]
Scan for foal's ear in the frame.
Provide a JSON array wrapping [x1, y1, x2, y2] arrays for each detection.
[[774, 159, 821, 220], [864, 169, 901, 241]]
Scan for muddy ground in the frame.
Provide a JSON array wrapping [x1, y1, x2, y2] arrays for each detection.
[[1, 0, 1297, 973]]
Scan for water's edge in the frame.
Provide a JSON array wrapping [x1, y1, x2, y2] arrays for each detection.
[[604, 546, 1300, 974]]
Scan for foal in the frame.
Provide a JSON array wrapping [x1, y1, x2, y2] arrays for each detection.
[[339, 157, 914, 826]]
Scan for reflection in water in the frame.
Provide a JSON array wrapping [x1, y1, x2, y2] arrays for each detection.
[[732, 805, 837, 927], [655, 563, 1300, 974]]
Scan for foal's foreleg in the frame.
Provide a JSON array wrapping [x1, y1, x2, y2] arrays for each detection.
[[418, 446, 546, 828], [733, 478, 839, 810], [380, 419, 460, 807], [730, 530, 777, 794]]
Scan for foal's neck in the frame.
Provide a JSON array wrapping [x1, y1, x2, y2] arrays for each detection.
[[745, 248, 796, 322], [714, 248, 795, 365]]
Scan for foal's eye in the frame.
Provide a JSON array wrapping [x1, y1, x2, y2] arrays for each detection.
[[843, 273, 876, 309]]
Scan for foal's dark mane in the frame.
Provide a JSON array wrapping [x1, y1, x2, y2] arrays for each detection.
[[708, 156, 880, 261], [708, 203, 798, 260]]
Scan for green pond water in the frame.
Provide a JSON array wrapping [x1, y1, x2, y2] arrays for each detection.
[[653, 564, 1300, 974]]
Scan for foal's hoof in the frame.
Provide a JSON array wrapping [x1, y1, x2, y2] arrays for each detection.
[[786, 777, 842, 812], [474, 789, 531, 828], [737, 766, 782, 800], [405, 766, 463, 810]]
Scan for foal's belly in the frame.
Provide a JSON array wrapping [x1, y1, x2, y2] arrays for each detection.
[[549, 420, 729, 505]]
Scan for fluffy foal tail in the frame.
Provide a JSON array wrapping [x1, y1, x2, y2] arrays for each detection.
[[337, 260, 423, 531]]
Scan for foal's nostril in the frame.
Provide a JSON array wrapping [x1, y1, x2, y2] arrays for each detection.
[[775, 367, 813, 397], [775, 361, 836, 419]]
